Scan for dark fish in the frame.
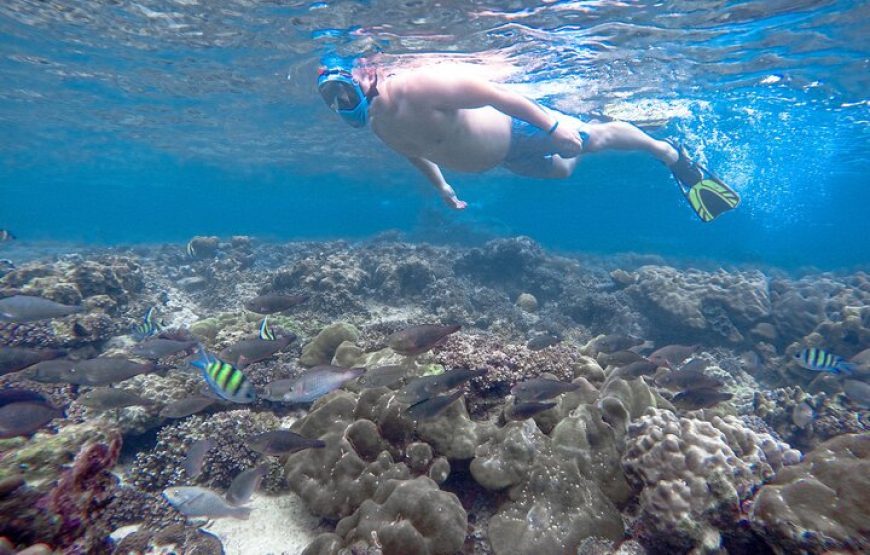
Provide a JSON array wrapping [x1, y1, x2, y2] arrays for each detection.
[[226, 464, 268, 506], [613, 359, 659, 379], [190, 349, 256, 404], [131, 338, 197, 359], [219, 335, 294, 368], [273, 366, 364, 403], [648, 345, 700, 368], [843, 379, 870, 409], [0, 295, 84, 323], [395, 368, 486, 404], [794, 348, 855, 375], [22, 359, 78, 383], [849, 348, 870, 366], [77, 388, 155, 410], [387, 324, 461, 356], [183, 438, 214, 478], [163, 486, 251, 519], [791, 401, 814, 429], [592, 334, 646, 353], [405, 390, 463, 420], [0, 229, 15, 242], [131, 307, 165, 341], [0, 399, 63, 439], [0, 388, 49, 407], [526, 334, 560, 351], [673, 388, 733, 410], [0, 347, 65, 376], [598, 350, 645, 367], [244, 293, 308, 314], [358, 365, 408, 389], [245, 430, 326, 456], [59, 358, 156, 386], [656, 369, 723, 391], [511, 378, 580, 402], [159, 396, 217, 419], [506, 401, 557, 421]]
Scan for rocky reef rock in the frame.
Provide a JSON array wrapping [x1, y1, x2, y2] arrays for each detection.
[[333, 476, 467, 555], [622, 409, 801, 553], [471, 419, 624, 555], [750, 433, 869, 554], [618, 265, 770, 344], [300, 322, 360, 367]]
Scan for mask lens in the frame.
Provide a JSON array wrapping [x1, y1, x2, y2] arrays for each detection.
[[318, 80, 361, 112]]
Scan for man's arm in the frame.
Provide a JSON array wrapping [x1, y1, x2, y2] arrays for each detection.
[[407, 156, 467, 210]]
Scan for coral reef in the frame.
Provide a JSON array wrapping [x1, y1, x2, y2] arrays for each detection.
[[622, 408, 801, 553], [749, 433, 869, 554]]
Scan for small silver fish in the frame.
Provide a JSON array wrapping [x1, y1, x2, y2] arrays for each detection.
[[78, 388, 155, 410], [183, 438, 214, 478], [276, 366, 364, 403], [159, 396, 217, 419], [131, 338, 196, 359], [358, 365, 408, 389], [511, 378, 580, 402], [395, 368, 485, 405], [791, 401, 814, 429], [226, 464, 269, 506], [244, 293, 308, 314], [219, 335, 294, 368], [245, 430, 325, 456], [0, 347, 66, 376], [405, 390, 463, 420], [0, 397, 63, 439], [648, 344, 700, 368], [387, 324, 461, 356], [163, 486, 251, 519], [505, 400, 557, 421], [843, 379, 870, 409]]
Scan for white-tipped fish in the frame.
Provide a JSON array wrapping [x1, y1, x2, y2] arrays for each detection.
[[163, 486, 251, 519]]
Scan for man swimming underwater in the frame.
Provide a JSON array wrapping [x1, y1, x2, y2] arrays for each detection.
[[317, 56, 740, 222]]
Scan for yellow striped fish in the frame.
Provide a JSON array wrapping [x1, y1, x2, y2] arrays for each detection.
[[258, 317, 275, 341], [191, 348, 256, 403], [794, 348, 855, 375], [131, 307, 165, 341]]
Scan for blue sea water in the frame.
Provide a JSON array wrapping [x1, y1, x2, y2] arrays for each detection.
[[0, 0, 868, 270]]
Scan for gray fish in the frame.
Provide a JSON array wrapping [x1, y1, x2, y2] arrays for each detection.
[[512, 378, 580, 401], [0, 401, 63, 439], [183, 438, 214, 478], [791, 401, 814, 429], [22, 359, 78, 382], [358, 365, 408, 389], [613, 359, 659, 379], [244, 293, 308, 314], [131, 339, 197, 359], [592, 334, 646, 353], [655, 369, 723, 391], [679, 358, 710, 374], [77, 388, 155, 410], [245, 430, 325, 456], [673, 388, 732, 410], [0, 295, 84, 323], [598, 350, 645, 367], [526, 335, 560, 351], [406, 390, 463, 420], [275, 366, 364, 403], [648, 344, 700, 368], [0, 389, 49, 406], [226, 464, 269, 506], [159, 396, 217, 419], [388, 324, 461, 356], [395, 368, 486, 405], [0, 347, 65, 376], [843, 379, 870, 409], [849, 348, 870, 366], [219, 335, 294, 368], [163, 486, 251, 520], [43, 358, 156, 386], [506, 401, 557, 421]]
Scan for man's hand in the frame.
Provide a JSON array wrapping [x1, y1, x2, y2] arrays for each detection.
[[549, 119, 585, 158]]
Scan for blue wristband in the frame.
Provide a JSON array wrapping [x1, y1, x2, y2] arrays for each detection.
[[547, 120, 559, 135]]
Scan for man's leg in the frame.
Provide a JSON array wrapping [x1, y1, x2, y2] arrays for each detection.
[[581, 120, 678, 165]]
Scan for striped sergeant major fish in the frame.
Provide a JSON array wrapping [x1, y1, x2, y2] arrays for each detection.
[[190, 347, 256, 403], [794, 348, 855, 376], [131, 307, 165, 341], [258, 317, 275, 341]]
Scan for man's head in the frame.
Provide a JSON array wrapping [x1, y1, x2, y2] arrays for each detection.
[[317, 55, 377, 128]]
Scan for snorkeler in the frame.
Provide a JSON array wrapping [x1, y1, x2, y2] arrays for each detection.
[[317, 56, 740, 222]]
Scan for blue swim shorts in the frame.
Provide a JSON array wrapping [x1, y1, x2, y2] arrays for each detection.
[[502, 117, 559, 177]]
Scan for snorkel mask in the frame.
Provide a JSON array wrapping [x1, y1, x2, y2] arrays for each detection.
[[317, 58, 374, 128]]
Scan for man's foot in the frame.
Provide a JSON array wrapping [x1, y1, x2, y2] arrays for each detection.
[[665, 140, 740, 223]]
